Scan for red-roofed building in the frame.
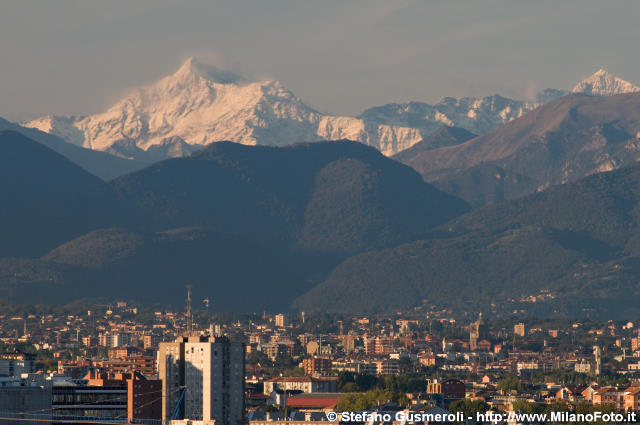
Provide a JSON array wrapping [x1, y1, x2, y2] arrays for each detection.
[[556, 385, 586, 402], [57, 360, 92, 378], [593, 387, 625, 410], [108, 346, 142, 360], [624, 386, 640, 411], [426, 379, 465, 403], [246, 392, 271, 408], [285, 393, 340, 410], [55, 370, 162, 422]]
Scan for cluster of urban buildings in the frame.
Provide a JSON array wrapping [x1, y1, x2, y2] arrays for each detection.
[[2, 304, 640, 424]]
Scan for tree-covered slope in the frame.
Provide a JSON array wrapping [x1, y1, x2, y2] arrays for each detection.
[[294, 163, 640, 318], [0, 137, 469, 308], [0, 131, 130, 257], [1, 227, 304, 312], [111, 140, 470, 257]]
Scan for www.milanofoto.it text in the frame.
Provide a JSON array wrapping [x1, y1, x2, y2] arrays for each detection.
[[477, 410, 637, 424], [331, 410, 638, 423]]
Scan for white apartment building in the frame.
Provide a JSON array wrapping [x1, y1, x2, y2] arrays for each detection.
[[159, 336, 245, 425]]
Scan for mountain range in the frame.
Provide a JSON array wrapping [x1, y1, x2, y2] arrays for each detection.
[[0, 117, 147, 180], [6, 62, 640, 318], [22, 59, 640, 161], [0, 130, 468, 311], [3, 227, 303, 312], [295, 159, 640, 319], [110, 140, 469, 258], [396, 93, 640, 206], [0, 131, 132, 257], [7, 121, 640, 317]]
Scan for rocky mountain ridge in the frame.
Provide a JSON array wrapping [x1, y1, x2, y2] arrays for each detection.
[[24, 59, 638, 160]]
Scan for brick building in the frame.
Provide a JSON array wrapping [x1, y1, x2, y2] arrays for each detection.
[[426, 379, 465, 404], [52, 371, 161, 422], [299, 357, 332, 375]]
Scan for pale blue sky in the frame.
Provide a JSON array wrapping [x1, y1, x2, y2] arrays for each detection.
[[1, 0, 639, 121]]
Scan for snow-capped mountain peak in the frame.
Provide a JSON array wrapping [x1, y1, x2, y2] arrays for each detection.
[[22, 58, 425, 156], [23, 60, 640, 161], [25, 58, 323, 153], [171, 57, 246, 85], [571, 69, 640, 96]]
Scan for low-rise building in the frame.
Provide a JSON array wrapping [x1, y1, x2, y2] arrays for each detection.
[[0, 380, 51, 425], [426, 379, 465, 405], [52, 371, 161, 423], [263, 376, 338, 395], [299, 357, 332, 376], [0, 353, 35, 376]]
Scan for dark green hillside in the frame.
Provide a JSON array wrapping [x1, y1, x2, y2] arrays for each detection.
[[1, 228, 304, 312], [444, 163, 640, 249], [429, 163, 539, 207], [0, 131, 130, 257], [294, 162, 640, 318], [0, 137, 469, 308], [112, 140, 470, 257]]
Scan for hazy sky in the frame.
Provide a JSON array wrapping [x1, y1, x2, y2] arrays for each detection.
[[2, 0, 640, 121]]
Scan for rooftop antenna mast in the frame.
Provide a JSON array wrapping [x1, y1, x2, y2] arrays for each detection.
[[186, 285, 192, 336]]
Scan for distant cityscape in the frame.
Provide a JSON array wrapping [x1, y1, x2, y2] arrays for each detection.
[[2, 298, 640, 424]]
